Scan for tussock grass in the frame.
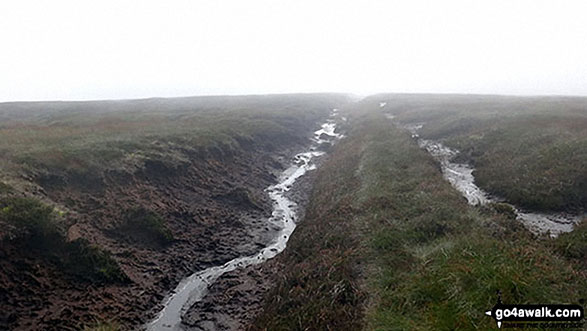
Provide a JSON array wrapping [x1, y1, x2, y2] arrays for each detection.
[[0, 196, 63, 241], [0, 182, 13, 194], [119, 207, 174, 246], [358, 108, 585, 330], [0, 94, 347, 177], [83, 320, 120, 331], [368, 94, 587, 212], [551, 219, 587, 264], [253, 104, 586, 330], [0, 197, 128, 283], [0, 94, 347, 285], [251, 116, 367, 330]]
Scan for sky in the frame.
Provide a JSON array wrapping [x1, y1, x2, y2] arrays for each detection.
[[1, 0, 587, 102]]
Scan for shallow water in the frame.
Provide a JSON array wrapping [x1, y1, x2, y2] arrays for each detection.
[[147, 110, 342, 330], [401, 120, 582, 237], [417, 138, 490, 206]]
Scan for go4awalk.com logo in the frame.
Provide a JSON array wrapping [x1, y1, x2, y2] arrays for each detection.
[[485, 293, 584, 329]]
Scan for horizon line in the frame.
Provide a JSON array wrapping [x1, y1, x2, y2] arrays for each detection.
[[2, 90, 587, 105]]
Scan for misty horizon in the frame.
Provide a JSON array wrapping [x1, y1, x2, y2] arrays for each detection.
[[1, 0, 587, 102], [5, 90, 587, 105], [0, 1, 585, 325]]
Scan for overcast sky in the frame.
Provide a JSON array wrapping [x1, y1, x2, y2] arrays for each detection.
[[1, 0, 586, 102]]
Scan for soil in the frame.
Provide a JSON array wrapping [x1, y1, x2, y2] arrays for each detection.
[[0, 129, 320, 330], [180, 157, 322, 330]]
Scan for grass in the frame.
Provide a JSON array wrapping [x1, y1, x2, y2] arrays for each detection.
[[252, 103, 586, 330], [0, 196, 62, 241], [251, 113, 367, 330], [355, 106, 585, 330], [0, 94, 348, 178], [0, 182, 13, 194], [369, 94, 587, 212], [119, 207, 174, 246], [2, 93, 584, 329], [0, 94, 347, 292], [551, 219, 587, 263], [0, 197, 128, 283], [83, 320, 120, 331], [64, 238, 129, 283]]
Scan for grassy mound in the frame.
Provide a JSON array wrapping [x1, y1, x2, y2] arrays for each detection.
[[0, 197, 128, 283], [119, 207, 174, 246], [1, 196, 61, 240]]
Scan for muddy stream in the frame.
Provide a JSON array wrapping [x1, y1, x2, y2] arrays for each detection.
[[147, 110, 343, 330], [386, 113, 583, 237]]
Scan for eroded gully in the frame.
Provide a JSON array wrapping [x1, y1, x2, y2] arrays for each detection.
[[384, 111, 583, 237], [147, 109, 343, 330]]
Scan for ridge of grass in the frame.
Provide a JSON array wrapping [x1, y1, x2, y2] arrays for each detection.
[[367, 94, 587, 212], [250, 113, 367, 331], [358, 108, 585, 330], [252, 104, 586, 330]]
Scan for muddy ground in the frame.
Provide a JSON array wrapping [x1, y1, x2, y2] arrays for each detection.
[[0, 131, 319, 330], [181, 154, 322, 331]]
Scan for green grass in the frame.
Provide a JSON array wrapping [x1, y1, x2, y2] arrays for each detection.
[[120, 207, 174, 246], [0, 197, 128, 283], [83, 320, 120, 331], [0, 196, 62, 241], [356, 106, 585, 330], [0, 182, 13, 194], [252, 104, 586, 330], [551, 219, 587, 263], [64, 238, 129, 283], [3, 93, 584, 329], [369, 94, 587, 212], [0, 94, 347, 288], [0, 94, 347, 178], [251, 115, 366, 330]]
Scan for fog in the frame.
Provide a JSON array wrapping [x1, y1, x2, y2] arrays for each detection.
[[1, 0, 586, 102]]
